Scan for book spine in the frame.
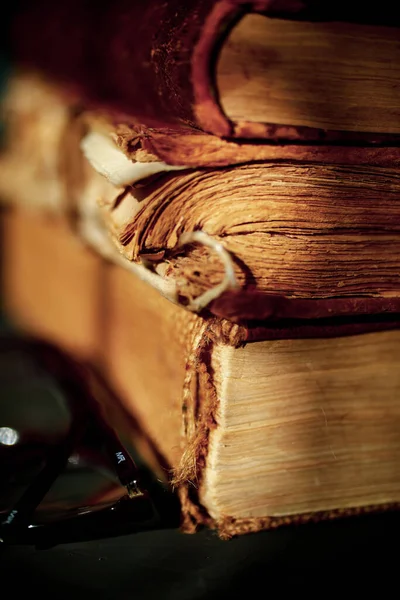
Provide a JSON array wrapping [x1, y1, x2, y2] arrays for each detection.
[[10, 0, 400, 142], [10, 0, 220, 129]]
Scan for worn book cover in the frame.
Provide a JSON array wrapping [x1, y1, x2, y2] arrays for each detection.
[[1, 72, 400, 536]]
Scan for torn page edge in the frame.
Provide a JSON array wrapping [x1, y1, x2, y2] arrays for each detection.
[[80, 129, 238, 311], [78, 211, 178, 303], [79, 209, 238, 312]]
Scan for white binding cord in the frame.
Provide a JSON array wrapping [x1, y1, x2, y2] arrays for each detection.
[[177, 231, 238, 312], [78, 210, 177, 302], [80, 210, 238, 313]]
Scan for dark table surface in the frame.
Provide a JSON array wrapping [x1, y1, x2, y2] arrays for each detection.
[[1, 511, 399, 598]]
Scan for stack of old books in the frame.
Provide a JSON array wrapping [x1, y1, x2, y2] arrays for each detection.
[[1, 0, 399, 538]]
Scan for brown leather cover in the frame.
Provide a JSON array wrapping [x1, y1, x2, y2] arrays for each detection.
[[210, 291, 400, 323], [11, 0, 400, 143], [116, 125, 400, 168]]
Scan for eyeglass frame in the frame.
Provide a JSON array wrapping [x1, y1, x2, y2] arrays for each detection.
[[0, 336, 180, 548]]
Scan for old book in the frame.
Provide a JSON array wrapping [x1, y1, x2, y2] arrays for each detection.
[[1, 73, 400, 325], [10, 0, 400, 144], [89, 132, 400, 322], [2, 209, 400, 538], [0, 208, 104, 362], [2, 0, 400, 537], [1, 72, 400, 537], [103, 262, 400, 537]]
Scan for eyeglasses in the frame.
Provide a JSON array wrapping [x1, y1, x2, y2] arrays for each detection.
[[0, 336, 180, 548]]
